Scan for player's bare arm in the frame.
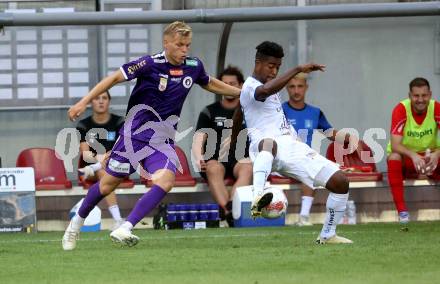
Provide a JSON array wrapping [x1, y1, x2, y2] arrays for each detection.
[[255, 63, 325, 101], [192, 131, 208, 172], [202, 77, 241, 97], [68, 70, 125, 121], [390, 134, 425, 172]]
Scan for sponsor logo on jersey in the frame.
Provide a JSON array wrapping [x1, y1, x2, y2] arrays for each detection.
[[151, 53, 164, 59], [183, 76, 193, 89], [288, 118, 296, 125], [127, 60, 147, 75], [304, 119, 313, 129], [406, 128, 433, 138], [214, 116, 227, 127], [171, 77, 182, 83], [107, 131, 116, 141], [185, 59, 198, 66], [158, 77, 168, 91], [170, 69, 183, 76], [154, 58, 166, 63]]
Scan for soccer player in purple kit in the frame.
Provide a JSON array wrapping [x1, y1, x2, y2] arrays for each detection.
[[62, 21, 240, 250]]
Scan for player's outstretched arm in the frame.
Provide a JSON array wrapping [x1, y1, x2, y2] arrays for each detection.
[[202, 77, 241, 97], [255, 63, 325, 101], [67, 70, 126, 121]]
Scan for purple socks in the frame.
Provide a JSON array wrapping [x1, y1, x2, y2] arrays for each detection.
[[126, 185, 167, 227], [77, 182, 104, 218]]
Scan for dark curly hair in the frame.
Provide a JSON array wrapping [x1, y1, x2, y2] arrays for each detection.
[[218, 65, 244, 84], [255, 41, 284, 60]]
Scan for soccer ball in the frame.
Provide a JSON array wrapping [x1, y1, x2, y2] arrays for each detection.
[[260, 187, 288, 219]]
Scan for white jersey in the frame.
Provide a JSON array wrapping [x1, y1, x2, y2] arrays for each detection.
[[240, 76, 295, 147]]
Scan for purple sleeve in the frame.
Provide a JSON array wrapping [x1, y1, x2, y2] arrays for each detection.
[[120, 55, 152, 81], [194, 59, 210, 86]]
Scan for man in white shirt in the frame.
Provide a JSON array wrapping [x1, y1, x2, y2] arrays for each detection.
[[237, 41, 352, 244]]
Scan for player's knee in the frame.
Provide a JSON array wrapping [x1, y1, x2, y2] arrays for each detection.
[[388, 152, 402, 161], [258, 139, 277, 156], [237, 163, 253, 180], [327, 171, 349, 194], [152, 171, 175, 192], [99, 177, 121, 195], [206, 161, 224, 176]]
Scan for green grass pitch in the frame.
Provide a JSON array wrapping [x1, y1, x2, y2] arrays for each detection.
[[0, 222, 439, 284]]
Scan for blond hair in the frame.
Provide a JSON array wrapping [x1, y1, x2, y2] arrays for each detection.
[[163, 21, 192, 37], [294, 72, 308, 81]]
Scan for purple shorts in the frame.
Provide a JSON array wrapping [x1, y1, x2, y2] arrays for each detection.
[[105, 135, 178, 178]]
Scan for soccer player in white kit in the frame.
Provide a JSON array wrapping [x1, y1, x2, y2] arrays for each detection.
[[239, 41, 352, 244]]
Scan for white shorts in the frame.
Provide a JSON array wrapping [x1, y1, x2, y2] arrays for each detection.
[[250, 135, 340, 188]]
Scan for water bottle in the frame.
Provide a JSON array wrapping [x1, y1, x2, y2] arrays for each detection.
[[176, 204, 186, 222], [167, 204, 177, 222], [198, 204, 209, 220], [188, 204, 198, 221], [207, 203, 219, 221], [347, 200, 356, 225], [182, 204, 190, 221]]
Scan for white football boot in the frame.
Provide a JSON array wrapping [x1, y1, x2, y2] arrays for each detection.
[[110, 226, 139, 247], [316, 235, 353, 244], [62, 222, 80, 251], [250, 191, 273, 218]]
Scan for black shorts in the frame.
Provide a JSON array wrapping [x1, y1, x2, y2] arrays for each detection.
[[200, 160, 237, 181]]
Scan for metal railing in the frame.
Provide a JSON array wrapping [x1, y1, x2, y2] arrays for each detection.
[[0, 2, 439, 27]]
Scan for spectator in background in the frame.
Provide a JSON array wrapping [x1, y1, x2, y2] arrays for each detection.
[[193, 66, 252, 227], [283, 73, 359, 226], [76, 91, 125, 231], [387, 77, 440, 224]]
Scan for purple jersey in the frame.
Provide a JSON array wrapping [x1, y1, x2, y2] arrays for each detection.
[[119, 51, 210, 142]]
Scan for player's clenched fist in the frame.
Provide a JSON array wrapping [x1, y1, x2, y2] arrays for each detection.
[[68, 101, 87, 121]]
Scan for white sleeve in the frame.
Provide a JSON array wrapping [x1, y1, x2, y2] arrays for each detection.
[[240, 79, 262, 107]]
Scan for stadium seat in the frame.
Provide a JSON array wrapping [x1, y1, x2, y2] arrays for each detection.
[[141, 146, 196, 187], [326, 141, 383, 182], [269, 173, 299, 184], [16, 148, 72, 190], [77, 153, 134, 189]]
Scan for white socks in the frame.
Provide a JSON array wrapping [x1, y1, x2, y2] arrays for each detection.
[[121, 221, 133, 231], [300, 196, 314, 217], [108, 205, 122, 221], [253, 151, 274, 195], [71, 214, 85, 231], [320, 192, 349, 239], [71, 205, 122, 232]]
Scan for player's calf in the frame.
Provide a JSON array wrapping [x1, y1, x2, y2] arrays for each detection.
[[325, 171, 349, 194]]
